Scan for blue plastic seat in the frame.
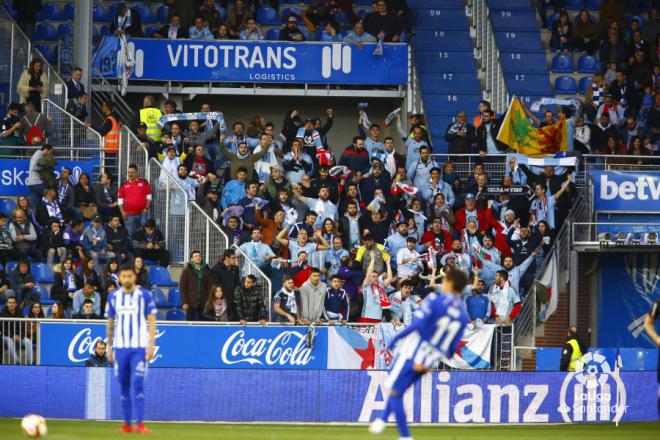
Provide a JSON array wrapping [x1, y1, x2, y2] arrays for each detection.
[[551, 54, 574, 73], [554, 75, 578, 94], [152, 287, 168, 308], [414, 51, 478, 72], [490, 9, 538, 31], [58, 23, 74, 37], [300, 28, 313, 41], [149, 266, 177, 287], [168, 288, 181, 308], [166, 310, 186, 321], [107, 4, 119, 20], [38, 285, 55, 305], [100, 24, 112, 36], [0, 198, 16, 217], [43, 2, 63, 21], [6, 261, 17, 274], [578, 76, 593, 94], [564, 0, 586, 9], [32, 263, 54, 283], [496, 32, 542, 51], [281, 7, 302, 21], [547, 13, 560, 30], [157, 5, 169, 23], [412, 30, 472, 50], [34, 44, 56, 65], [145, 25, 159, 37], [92, 4, 107, 22], [35, 23, 58, 41], [134, 5, 156, 23], [626, 15, 644, 29], [500, 51, 550, 72], [266, 28, 280, 40], [577, 55, 598, 73], [586, 0, 601, 9], [63, 3, 75, 20], [255, 7, 280, 25], [416, 8, 469, 30]]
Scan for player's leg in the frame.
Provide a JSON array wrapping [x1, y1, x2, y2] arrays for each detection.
[[131, 349, 151, 433], [371, 358, 419, 439], [114, 349, 133, 431]]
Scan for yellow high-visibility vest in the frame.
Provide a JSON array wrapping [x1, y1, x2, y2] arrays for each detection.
[[140, 107, 162, 141], [567, 339, 584, 372]]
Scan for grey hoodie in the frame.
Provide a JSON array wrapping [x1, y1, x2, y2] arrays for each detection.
[[300, 279, 327, 322]]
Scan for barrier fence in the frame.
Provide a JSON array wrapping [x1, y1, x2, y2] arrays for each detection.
[[146, 158, 189, 264], [232, 244, 274, 323], [118, 126, 149, 185]]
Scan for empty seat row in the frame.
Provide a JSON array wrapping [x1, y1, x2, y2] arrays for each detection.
[[551, 54, 599, 73], [554, 75, 597, 94], [414, 51, 478, 72], [412, 30, 472, 50], [495, 32, 542, 52], [418, 71, 481, 93], [490, 9, 539, 32], [505, 72, 552, 95], [423, 93, 484, 116], [415, 8, 471, 30]]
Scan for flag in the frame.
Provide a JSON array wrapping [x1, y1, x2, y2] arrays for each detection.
[[497, 96, 569, 157], [538, 254, 559, 322]]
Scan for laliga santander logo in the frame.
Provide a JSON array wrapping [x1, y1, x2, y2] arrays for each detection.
[[558, 352, 627, 423], [220, 330, 313, 366], [67, 327, 165, 363]]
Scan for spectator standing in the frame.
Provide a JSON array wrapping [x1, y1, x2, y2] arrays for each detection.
[[464, 269, 490, 323], [559, 325, 589, 372], [21, 102, 52, 147], [17, 58, 49, 112], [273, 276, 301, 324], [323, 275, 350, 324], [26, 144, 56, 207], [66, 67, 86, 100], [299, 268, 327, 325], [343, 21, 377, 46], [109, 2, 144, 37], [364, 0, 402, 42], [180, 251, 215, 321], [488, 270, 521, 327], [85, 341, 112, 367], [360, 252, 393, 322], [118, 164, 152, 237], [203, 285, 229, 322], [445, 111, 477, 155], [96, 102, 121, 169], [239, 228, 276, 275], [94, 170, 120, 222], [234, 275, 267, 324], [212, 249, 241, 320]]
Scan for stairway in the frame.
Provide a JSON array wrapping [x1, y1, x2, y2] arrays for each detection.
[[410, 0, 483, 152]]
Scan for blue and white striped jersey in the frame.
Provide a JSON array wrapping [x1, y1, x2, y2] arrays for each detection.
[[105, 287, 157, 349], [389, 292, 468, 369]]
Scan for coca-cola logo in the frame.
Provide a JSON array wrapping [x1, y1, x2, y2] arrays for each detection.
[[66, 327, 164, 363], [220, 330, 313, 367]]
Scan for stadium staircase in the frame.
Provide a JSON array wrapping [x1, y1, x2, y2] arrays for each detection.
[[410, 0, 483, 152]]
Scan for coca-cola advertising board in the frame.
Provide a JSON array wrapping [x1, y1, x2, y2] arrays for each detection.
[[39, 322, 328, 369]]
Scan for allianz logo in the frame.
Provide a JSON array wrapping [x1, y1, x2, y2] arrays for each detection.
[[67, 327, 165, 363], [321, 45, 352, 79], [220, 330, 313, 366], [599, 175, 660, 200]]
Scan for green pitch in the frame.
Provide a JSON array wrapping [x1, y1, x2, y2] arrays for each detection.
[[1, 419, 659, 439]]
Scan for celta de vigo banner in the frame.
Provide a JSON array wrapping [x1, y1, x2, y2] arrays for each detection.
[[598, 253, 660, 348], [92, 37, 408, 85], [0, 365, 657, 423], [591, 171, 660, 212], [0, 159, 96, 196], [39, 322, 328, 369]]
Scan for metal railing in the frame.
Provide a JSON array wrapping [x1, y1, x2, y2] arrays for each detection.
[[42, 99, 106, 176], [0, 317, 39, 365], [0, 7, 68, 108], [579, 154, 660, 188], [407, 45, 424, 117], [146, 158, 190, 264], [430, 153, 508, 184], [91, 68, 136, 127], [232, 244, 274, 323], [472, 0, 508, 113], [118, 126, 149, 185]]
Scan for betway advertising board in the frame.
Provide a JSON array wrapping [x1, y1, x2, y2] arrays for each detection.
[[591, 171, 660, 212]]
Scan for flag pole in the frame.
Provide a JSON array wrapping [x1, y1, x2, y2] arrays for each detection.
[[495, 94, 516, 139], [614, 347, 621, 427]]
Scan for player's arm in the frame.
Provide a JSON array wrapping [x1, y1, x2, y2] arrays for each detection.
[[388, 306, 432, 349], [644, 302, 660, 346], [146, 314, 157, 361]]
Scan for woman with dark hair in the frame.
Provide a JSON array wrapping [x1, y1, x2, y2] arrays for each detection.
[[102, 259, 120, 293], [134, 256, 151, 288], [79, 257, 101, 290], [247, 115, 266, 138], [573, 9, 598, 55], [202, 284, 228, 322], [93, 170, 119, 221], [73, 172, 97, 220], [628, 135, 650, 165], [17, 58, 49, 111], [48, 301, 65, 319], [550, 10, 573, 54]]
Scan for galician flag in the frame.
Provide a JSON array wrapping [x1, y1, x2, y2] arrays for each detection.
[[497, 96, 568, 157]]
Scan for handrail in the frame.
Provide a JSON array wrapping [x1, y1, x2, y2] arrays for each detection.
[[472, 0, 509, 113], [119, 125, 149, 184], [92, 67, 136, 126], [187, 200, 230, 259]]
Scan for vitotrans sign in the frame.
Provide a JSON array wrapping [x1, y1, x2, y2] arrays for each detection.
[[39, 322, 327, 369]]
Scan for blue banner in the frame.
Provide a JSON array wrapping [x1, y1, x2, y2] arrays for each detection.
[[92, 37, 408, 85], [0, 366, 656, 423], [599, 253, 660, 348], [0, 159, 96, 196], [591, 171, 660, 212], [39, 322, 328, 369]]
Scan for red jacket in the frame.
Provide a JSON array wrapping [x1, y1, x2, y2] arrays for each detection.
[[453, 206, 498, 235]]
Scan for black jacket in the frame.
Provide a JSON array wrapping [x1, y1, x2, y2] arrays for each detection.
[[476, 120, 508, 153], [559, 335, 589, 371], [85, 353, 112, 367], [506, 228, 542, 266], [609, 79, 637, 108], [52, 271, 82, 303], [36, 199, 66, 227], [110, 8, 144, 37], [131, 228, 166, 251], [105, 225, 130, 255], [212, 261, 241, 319], [519, 165, 569, 195], [338, 215, 366, 250], [39, 228, 65, 251], [233, 285, 267, 322]]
